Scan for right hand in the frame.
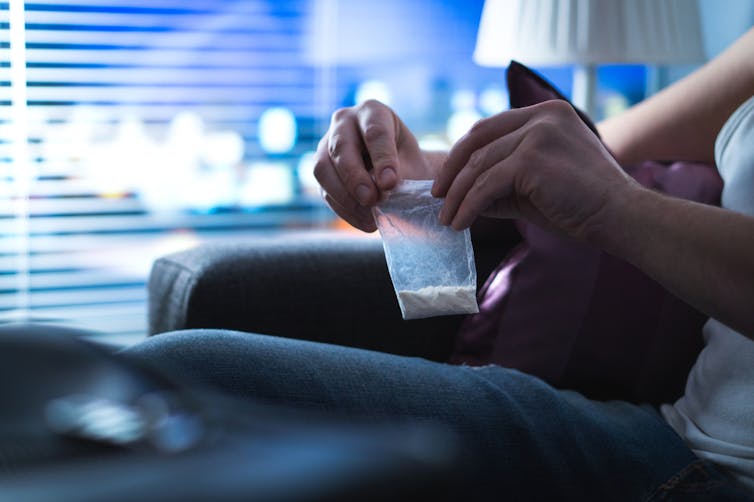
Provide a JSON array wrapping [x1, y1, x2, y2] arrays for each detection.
[[433, 100, 638, 241], [313, 100, 434, 232]]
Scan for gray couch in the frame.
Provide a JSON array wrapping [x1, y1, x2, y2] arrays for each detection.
[[147, 218, 519, 362]]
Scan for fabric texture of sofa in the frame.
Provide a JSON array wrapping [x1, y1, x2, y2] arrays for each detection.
[[147, 219, 519, 363]]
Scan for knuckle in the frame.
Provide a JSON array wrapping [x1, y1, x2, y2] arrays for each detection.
[[467, 148, 487, 171], [467, 116, 488, 135], [468, 179, 491, 209], [331, 107, 353, 124], [540, 99, 571, 114], [474, 167, 493, 187], [361, 98, 386, 110], [362, 123, 387, 145], [517, 143, 539, 165], [542, 100, 578, 124], [328, 135, 345, 159], [312, 159, 327, 182], [539, 116, 561, 133], [532, 117, 562, 141]]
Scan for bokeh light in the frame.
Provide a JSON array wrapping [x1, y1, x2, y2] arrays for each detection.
[[354, 80, 392, 106], [258, 107, 298, 154]]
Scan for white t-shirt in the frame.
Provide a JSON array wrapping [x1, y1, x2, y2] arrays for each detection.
[[661, 95, 754, 494]]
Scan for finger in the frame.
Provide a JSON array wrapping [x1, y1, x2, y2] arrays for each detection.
[[325, 194, 377, 233], [356, 101, 400, 191], [314, 137, 353, 209], [450, 155, 519, 230], [480, 196, 522, 221], [482, 197, 552, 231], [439, 127, 526, 226], [433, 106, 532, 198], [327, 110, 379, 207], [313, 149, 375, 231]]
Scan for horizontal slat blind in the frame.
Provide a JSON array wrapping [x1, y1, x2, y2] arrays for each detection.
[[0, 0, 332, 343]]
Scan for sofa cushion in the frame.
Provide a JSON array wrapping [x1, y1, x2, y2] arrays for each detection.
[[449, 61, 722, 405]]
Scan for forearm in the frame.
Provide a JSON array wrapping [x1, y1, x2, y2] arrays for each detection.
[[598, 28, 754, 165], [598, 185, 754, 338]]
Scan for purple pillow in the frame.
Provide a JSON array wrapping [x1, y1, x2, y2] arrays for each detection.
[[450, 61, 722, 405]]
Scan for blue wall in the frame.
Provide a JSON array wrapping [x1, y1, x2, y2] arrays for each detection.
[[663, 0, 754, 86]]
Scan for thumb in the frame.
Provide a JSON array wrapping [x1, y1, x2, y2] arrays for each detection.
[[357, 101, 400, 191]]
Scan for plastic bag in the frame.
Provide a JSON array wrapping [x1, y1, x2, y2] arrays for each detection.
[[372, 179, 479, 320]]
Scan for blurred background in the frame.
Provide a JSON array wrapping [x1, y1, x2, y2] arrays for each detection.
[[0, 0, 752, 343]]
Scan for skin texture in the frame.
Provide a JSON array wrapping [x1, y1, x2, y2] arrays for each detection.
[[313, 100, 433, 233], [313, 28, 754, 339], [432, 100, 636, 237]]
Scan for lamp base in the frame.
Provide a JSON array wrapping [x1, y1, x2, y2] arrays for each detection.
[[572, 64, 597, 118]]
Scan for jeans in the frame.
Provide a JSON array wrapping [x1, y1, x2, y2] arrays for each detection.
[[121, 330, 752, 501]]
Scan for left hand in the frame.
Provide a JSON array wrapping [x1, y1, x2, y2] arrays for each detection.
[[432, 100, 640, 242], [312, 100, 434, 233]]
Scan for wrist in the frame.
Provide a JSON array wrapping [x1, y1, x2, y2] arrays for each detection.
[[583, 179, 657, 260]]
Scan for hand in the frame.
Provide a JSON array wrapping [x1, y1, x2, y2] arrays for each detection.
[[432, 100, 640, 242], [313, 100, 435, 232]]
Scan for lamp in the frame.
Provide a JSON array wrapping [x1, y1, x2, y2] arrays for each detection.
[[474, 0, 705, 117]]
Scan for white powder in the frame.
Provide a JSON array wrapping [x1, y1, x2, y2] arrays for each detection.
[[397, 285, 479, 320]]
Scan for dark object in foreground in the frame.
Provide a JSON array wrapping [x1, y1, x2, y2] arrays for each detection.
[[0, 324, 464, 502]]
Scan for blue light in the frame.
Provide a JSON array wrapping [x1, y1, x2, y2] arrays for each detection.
[[258, 107, 297, 154]]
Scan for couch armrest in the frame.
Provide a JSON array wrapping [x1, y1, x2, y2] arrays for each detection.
[[148, 233, 463, 361]]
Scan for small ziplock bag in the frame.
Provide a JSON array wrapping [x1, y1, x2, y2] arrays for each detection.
[[372, 179, 479, 320]]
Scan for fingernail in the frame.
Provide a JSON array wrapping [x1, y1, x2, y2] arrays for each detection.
[[451, 219, 466, 232], [356, 184, 371, 206], [379, 167, 396, 186], [438, 206, 448, 225]]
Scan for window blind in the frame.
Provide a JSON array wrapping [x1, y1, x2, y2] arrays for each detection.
[[0, 0, 330, 344]]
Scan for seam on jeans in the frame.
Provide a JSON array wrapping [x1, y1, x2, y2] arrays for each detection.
[[645, 460, 724, 500], [459, 363, 498, 371]]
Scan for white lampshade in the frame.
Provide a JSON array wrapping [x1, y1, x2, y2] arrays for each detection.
[[474, 0, 705, 117], [474, 0, 705, 67]]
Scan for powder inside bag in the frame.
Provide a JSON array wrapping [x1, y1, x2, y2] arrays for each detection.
[[397, 285, 479, 320]]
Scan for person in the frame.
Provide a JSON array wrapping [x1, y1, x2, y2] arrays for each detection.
[[122, 27, 754, 500]]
